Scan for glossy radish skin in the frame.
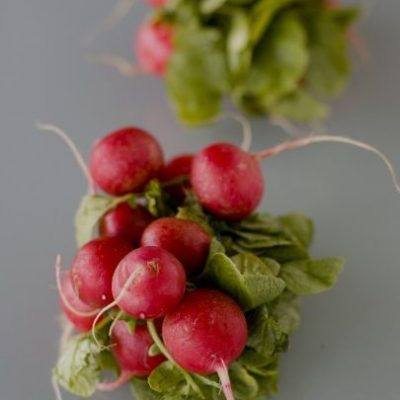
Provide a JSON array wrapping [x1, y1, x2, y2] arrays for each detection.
[[59, 271, 98, 332], [160, 154, 193, 200], [141, 217, 210, 275], [90, 127, 164, 196], [111, 321, 165, 376], [162, 289, 248, 374], [191, 143, 264, 221], [147, 0, 167, 7], [136, 21, 173, 76], [99, 203, 154, 246], [112, 246, 186, 319], [71, 237, 134, 308]]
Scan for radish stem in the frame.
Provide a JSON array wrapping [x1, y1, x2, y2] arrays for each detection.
[[216, 360, 235, 400], [97, 369, 135, 392]]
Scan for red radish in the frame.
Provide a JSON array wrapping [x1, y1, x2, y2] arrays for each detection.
[[162, 289, 247, 400], [141, 217, 210, 275], [71, 237, 133, 308], [97, 321, 165, 391], [147, 0, 167, 7], [160, 154, 193, 200], [55, 256, 99, 333], [135, 21, 173, 76], [99, 203, 154, 246], [191, 143, 263, 221], [90, 127, 164, 196], [111, 246, 186, 319]]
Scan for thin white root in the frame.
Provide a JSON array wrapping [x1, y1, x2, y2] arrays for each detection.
[[216, 360, 235, 400], [36, 122, 96, 195], [97, 369, 135, 392], [253, 134, 400, 194], [91, 268, 141, 348], [108, 309, 124, 337], [219, 113, 253, 152], [270, 116, 305, 138], [55, 255, 100, 318], [86, 53, 141, 78], [349, 29, 371, 63], [52, 375, 63, 400], [83, 0, 136, 46]]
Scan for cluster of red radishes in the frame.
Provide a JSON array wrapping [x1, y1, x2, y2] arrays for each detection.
[[58, 126, 267, 399]]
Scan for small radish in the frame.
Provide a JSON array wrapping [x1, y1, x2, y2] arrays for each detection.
[[160, 154, 193, 200], [71, 237, 134, 308], [191, 143, 264, 221], [141, 217, 210, 275], [99, 203, 154, 246], [90, 127, 164, 196], [135, 21, 173, 76], [97, 321, 165, 391], [146, 0, 167, 7], [111, 246, 186, 319], [192, 136, 400, 221], [55, 256, 99, 333], [162, 289, 247, 400]]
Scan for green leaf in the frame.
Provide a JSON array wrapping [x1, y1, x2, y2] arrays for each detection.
[[148, 361, 187, 393], [200, 0, 227, 14], [303, 7, 353, 96], [201, 252, 285, 310], [176, 203, 213, 235], [53, 335, 100, 397], [236, 11, 308, 114], [270, 291, 301, 334], [280, 257, 345, 295], [269, 89, 329, 122], [247, 306, 289, 359], [132, 378, 163, 400], [278, 213, 314, 249], [148, 343, 162, 357], [230, 362, 259, 398], [166, 27, 228, 124], [145, 179, 171, 217]]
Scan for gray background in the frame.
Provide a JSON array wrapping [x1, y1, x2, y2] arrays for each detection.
[[1, 1, 399, 399]]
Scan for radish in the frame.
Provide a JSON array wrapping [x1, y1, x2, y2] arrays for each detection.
[[160, 154, 193, 200], [99, 203, 154, 246], [97, 321, 165, 391], [191, 136, 400, 221], [141, 217, 210, 275], [90, 127, 164, 196], [146, 0, 167, 7], [55, 257, 99, 333], [135, 20, 173, 76], [71, 237, 134, 308], [191, 143, 264, 221], [111, 246, 186, 319], [162, 289, 247, 400]]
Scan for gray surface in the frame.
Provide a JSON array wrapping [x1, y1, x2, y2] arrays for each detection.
[[1, 1, 399, 399]]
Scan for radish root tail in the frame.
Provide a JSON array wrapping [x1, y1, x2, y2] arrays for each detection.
[[97, 369, 135, 392], [55, 255, 100, 318], [85, 53, 142, 78], [253, 134, 400, 194], [52, 375, 63, 400], [36, 122, 96, 195], [216, 360, 235, 400]]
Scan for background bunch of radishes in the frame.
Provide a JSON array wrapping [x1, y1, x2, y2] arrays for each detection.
[[53, 126, 344, 400]]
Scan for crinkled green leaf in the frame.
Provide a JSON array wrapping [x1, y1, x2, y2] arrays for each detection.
[[230, 362, 259, 398], [200, 0, 227, 14], [280, 257, 345, 295], [145, 179, 170, 217], [270, 290, 301, 334], [269, 89, 329, 122], [247, 306, 289, 359], [166, 27, 228, 124], [53, 335, 100, 397], [75, 194, 135, 247], [148, 361, 187, 393], [278, 213, 314, 249], [201, 252, 285, 310], [236, 11, 308, 114], [132, 378, 163, 400]]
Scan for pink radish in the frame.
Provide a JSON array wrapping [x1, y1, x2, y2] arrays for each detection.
[[97, 321, 165, 391], [191, 143, 264, 221], [71, 237, 133, 308], [160, 154, 193, 200], [111, 246, 186, 319], [135, 21, 173, 76], [55, 256, 99, 333], [162, 289, 247, 400], [99, 203, 154, 246], [141, 217, 210, 275], [90, 127, 164, 196], [191, 136, 400, 221]]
